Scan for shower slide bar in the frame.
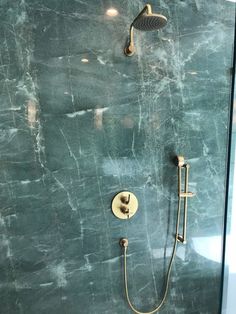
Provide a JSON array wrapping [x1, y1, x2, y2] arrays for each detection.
[[177, 156, 195, 244]]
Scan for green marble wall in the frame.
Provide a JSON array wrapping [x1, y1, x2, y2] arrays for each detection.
[[0, 1, 235, 313]]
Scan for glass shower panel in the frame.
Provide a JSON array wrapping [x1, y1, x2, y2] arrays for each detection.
[[0, 1, 234, 314], [221, 20, 236, 314]]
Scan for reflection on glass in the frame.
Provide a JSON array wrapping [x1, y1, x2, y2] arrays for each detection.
[[192, 236, 222, 263], [81, 58, 89, 63], [106, 8, 119, 17], [221, 42, 236, 313]]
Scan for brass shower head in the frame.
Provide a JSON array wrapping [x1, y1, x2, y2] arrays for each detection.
[[124, 4, 167, 57]]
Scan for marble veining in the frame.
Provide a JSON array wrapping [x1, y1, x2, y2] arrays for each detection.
[[0, 0, 235, 313]]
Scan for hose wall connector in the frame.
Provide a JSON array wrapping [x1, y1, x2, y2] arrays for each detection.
[[120, 238, 129, 248]]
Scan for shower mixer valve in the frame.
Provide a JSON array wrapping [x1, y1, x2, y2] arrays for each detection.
[[111, 191, 138, 219]]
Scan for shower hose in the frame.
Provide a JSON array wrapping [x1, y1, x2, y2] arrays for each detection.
[[121, 195, 182, 314]]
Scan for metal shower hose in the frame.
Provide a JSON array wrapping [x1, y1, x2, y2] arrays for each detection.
[[122, 196, 181, 314]]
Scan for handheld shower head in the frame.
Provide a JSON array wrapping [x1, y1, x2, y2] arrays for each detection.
[[124, 4, 167, 56]]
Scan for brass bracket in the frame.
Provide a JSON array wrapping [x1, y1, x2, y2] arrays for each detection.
[[111, 191, 138, 219]]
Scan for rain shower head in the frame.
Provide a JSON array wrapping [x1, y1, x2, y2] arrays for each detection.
[[133, 13, 167, 31], [124, 4, 167, 56]]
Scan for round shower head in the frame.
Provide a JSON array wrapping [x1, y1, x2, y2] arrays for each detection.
[[124, 4, 167, 56], [132, 13, 167, 31]]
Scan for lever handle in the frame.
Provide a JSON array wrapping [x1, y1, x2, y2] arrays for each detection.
[[120, 205, 129, 214], [120, 194, 131, 205]]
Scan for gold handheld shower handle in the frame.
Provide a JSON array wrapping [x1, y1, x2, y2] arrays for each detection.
[[177, 156, 195, 244]]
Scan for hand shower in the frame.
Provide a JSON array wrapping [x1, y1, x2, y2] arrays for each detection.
[[124, 4, 167, 56], [119, 156, 195, 313]]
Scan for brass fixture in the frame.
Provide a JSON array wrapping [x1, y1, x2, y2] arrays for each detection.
[[124, 4, 167, 57], [111, 191, 138, 219], [119, 156, 195, 314], [120, 238, 129, 247], [177, 156, 195, 244]]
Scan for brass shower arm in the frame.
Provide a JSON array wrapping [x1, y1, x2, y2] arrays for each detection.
[[124, 3, 167, 57], [124, 25, 135, 56], [124, 4, 152, 57], [133, 3, 152, 21]]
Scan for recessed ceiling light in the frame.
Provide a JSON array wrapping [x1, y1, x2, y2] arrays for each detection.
[[106, 8, 119, 17], [81, 58, 89, 63]]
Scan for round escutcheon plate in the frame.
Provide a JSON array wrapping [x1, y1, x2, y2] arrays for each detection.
[[111, 191, 138, 219]]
